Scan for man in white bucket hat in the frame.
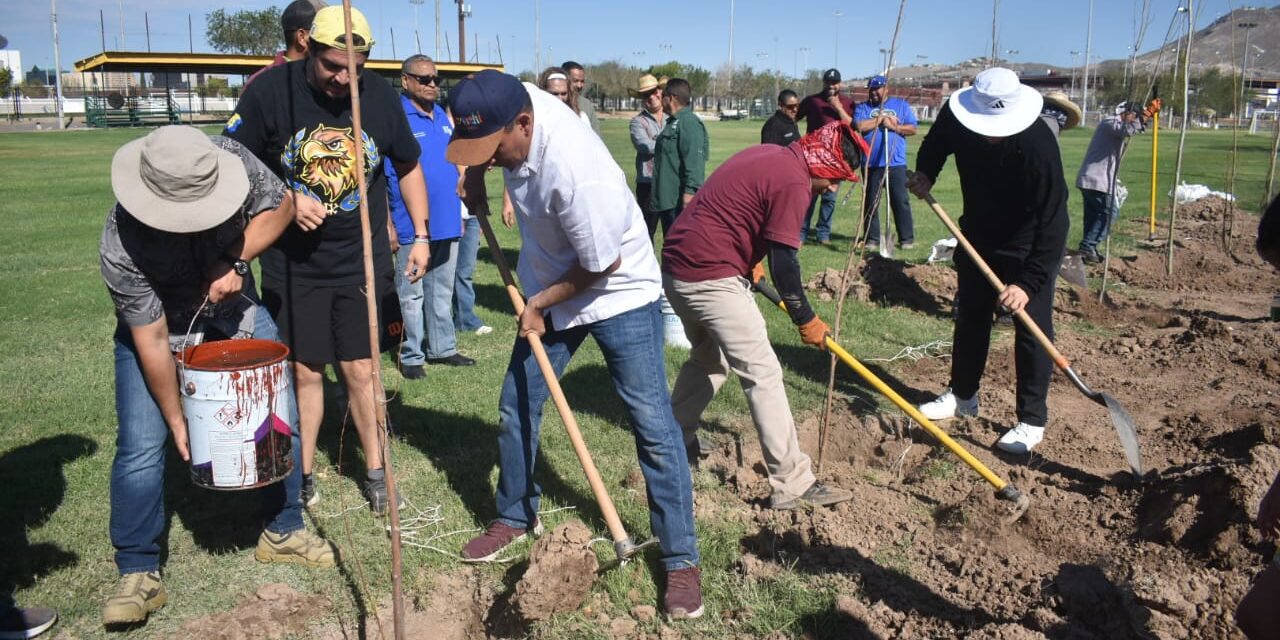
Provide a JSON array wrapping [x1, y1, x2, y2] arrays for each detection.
[[99, 125, 335, 627], [907, 68, 1069, 456]]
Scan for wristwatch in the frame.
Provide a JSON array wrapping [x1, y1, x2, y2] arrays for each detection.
[[219, 253, 250, 276]]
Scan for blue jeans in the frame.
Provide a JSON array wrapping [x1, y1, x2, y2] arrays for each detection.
[[802, 189, 837, 242], [393, 248, 426, 366], [863, 165, 915, 245], [453, 217, 485, 331], [494, 300, 699, 570], [423, 238, 460, 359], [110, 305, 303, 575], [1079, 188, 1119, 254]]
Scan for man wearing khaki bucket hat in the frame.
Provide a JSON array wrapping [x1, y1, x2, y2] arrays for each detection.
[[99, 126, 336, 627], [628, 73, 666, 238]]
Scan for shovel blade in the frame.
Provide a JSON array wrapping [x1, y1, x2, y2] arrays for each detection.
[[1059, 254, 1088, 289], [1101, 392, 1143, 477]]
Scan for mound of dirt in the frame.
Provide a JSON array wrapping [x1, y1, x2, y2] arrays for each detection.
[[511, 520, 600, 624], [805, 267, 869, 302], [181, 583, 329, 640]]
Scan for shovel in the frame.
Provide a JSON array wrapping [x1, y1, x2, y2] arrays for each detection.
[[468, 186, 658, 565], [916, 189, 1143, 477], [753, 278, 1030, 522]]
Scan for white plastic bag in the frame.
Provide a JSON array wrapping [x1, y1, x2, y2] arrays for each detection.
[[928, 237, 958, 263]]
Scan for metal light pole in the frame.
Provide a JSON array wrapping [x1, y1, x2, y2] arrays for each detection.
[[534, 0, 540, 71], [1070, 50, 1080, 98], [409, 0, 424, 55], [1239, 22, 1257, 120], [51, 0, 65, 129], [727, 0, 735, 103], [1082, 0, 1094, 124], [833, 10, 843, 69]]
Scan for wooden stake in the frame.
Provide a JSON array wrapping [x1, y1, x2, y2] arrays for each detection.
[[339, 2, 405, 638]]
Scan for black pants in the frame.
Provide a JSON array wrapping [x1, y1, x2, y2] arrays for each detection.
[[949, 250, 1056, 426], [862, 165, 914, 245], [637, 182, 659, 241]]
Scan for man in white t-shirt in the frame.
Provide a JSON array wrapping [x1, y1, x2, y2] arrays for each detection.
[[445, 70, 703, 621]]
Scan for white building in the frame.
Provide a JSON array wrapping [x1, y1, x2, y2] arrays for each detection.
[[0, 50, 22, 77]]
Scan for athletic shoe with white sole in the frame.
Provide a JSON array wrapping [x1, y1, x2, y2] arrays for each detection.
[[0, 605, 56, 639], [663, 566, 705, 620], [918, 388, 979, 421], [101, 571, 165, 626], [301, 473, 319, 508], [996, 423, 1045, 454], [460, 520, 544, 563], [474, 325, 494, 336], [663, 312, 692, 350]]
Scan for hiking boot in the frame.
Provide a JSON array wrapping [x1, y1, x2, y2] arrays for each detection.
[[996, 422, 1045, 454], [1079, 248, 1103, 265], [301, 473, 319, 508], [771, 481, 854, 510], [399, 363, 426, 379], [363, 475, 405, 517], [255, 529, 335, 568], [0, 605, 57, 639], [460, 520, 543, 563], [918, 388, 979, 421], [663, 566, 704, 620], [102, 571, 165, 626]]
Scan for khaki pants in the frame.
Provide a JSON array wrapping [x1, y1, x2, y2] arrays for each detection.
[[664, 274, 816, 502]]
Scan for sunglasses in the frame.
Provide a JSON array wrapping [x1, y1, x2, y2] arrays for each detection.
[[405, 73, 439, 86], [781, 103, 800, 110]]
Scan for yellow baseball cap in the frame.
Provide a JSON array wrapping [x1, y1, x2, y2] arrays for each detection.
[[310, 5, 375, 53]]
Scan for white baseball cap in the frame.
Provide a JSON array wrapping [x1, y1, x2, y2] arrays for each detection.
[[950, 67, 1044, 137]]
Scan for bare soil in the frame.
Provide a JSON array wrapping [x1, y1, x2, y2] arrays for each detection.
[[714, 201, 1280, 638]]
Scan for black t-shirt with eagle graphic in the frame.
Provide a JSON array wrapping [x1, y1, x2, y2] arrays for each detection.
[[225, 59, 420, 287]]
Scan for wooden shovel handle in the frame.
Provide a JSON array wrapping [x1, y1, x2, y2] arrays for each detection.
[[921, 193, 1072, 371]]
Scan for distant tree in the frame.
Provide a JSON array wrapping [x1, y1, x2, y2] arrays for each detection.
[[206, 7, 281, 56], [516, 70, 536, 84], [1194, 68, 1237, 116], [197, 76, 230, 98], [0, 67, 10, 95], [647, 61, 683, 80], [681, 64, 711, 98]]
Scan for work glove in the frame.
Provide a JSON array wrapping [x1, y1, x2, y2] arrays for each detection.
[[798, 317, 831, 350], [750, 261, 766, 286], [1143, 98, 1162, 119]]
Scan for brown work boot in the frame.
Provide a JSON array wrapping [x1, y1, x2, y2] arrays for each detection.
[[771, 481, 854, 510], [460, 520, 542, 563], [255, 529, 336, 568], [102, 571, 166, 625], [663, 566, 704, 620]]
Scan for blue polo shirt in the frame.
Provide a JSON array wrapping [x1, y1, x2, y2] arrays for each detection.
[[854, 96, 917, 167], [386, 94, 462, 243]]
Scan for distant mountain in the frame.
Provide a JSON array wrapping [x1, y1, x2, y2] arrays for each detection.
[[1130, 5, 1280, 77]]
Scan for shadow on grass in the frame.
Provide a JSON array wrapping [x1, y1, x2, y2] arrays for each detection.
[[772, 343, 934, 408], [0, 434, 97, 607]]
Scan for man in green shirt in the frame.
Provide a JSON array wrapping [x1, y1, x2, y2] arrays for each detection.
[[650, 78, 708, 236]]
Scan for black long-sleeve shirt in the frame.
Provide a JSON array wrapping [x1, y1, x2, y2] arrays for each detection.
[[915, 102, 1069, 296], [760, 111, 801, 147]]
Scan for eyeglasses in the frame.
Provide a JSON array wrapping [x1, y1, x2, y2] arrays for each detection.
[[405, 73, 439, 86]]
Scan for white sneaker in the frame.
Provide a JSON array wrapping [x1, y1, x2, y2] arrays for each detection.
[[917, 388, 979, 421], [996, 423, 1045, 454], [663, 312, 692, 350], [474, 325, 494, 336]]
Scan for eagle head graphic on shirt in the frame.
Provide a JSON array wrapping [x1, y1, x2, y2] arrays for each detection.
[[282, 124, 380, 216]]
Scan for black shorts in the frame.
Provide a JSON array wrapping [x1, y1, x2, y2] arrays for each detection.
[[261, 272, 402, 364]]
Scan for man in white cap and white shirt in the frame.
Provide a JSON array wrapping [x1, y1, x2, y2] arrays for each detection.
[[906, 68, 1068, 455]]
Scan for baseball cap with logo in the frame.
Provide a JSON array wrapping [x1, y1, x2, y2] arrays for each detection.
[[309, 5, 375, 53], [446, 69, 530, 166], [110, 125, 249, 233], [949, 67, 1043, 137], [867, 75, 887, 89], [822, 68, 842, 84]]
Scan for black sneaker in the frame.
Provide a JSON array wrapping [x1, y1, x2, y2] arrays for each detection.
[[426, 353, 476, 367], [0, 605, 57, 638], [363, 476, 405, 516], [399, 364, 425, 379], [301, 474, 319, 508], [771, 482, 854, 510]]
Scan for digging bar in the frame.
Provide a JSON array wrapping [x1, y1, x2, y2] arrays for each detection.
[[915, 187, 1143, 477], [753, 278, 1030, 522], [468, 185, 658, 564]]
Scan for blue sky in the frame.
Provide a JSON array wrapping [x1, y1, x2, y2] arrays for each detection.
[[5, 0, 1247, 78]]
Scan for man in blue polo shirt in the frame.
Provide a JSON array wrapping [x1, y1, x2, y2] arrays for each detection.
[[387, 54, 474, 378], [855, 74, 917, 250]]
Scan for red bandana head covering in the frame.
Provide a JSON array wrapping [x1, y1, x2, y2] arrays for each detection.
[[799, 121, 868, 182]]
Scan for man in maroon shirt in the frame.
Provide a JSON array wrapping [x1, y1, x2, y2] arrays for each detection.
[[796, 69, 855, 244], [662, 121, 866, 510]]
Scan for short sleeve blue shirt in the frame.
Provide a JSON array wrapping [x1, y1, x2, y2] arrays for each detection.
[[855, 96, 918, 168], [386, 94, 462, 242]]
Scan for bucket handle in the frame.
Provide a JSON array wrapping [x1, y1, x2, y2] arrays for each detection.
[[176, 293, 256, 395]]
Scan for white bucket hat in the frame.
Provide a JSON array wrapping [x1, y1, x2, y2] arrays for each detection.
[[950, 68, 1044, 137], [111, 125, 249, 233]]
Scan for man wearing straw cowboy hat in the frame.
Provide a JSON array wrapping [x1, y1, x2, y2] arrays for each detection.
[[662, 121, 866, 510], [907, 67, 1069, 455], [446, 70, 704, 621], [99, 125, 336, 626], [1039, 90, 1082, 139], [226, 4, 431, 515], [629, 73, 666, 239]]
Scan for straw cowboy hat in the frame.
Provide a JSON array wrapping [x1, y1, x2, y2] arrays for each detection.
[[1042, 90, 1082, 131], [950, 67, 1043, 137], [628, 74, 661, 98], [111, 125, 249, 233]]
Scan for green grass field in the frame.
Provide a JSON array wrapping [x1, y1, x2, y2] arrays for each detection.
[[0, 116, 1274, 639]]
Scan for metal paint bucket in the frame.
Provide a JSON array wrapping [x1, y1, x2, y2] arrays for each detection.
[[178, 339, 295, 490]]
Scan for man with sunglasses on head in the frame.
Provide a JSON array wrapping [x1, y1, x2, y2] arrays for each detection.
[[760, 89, 801, 147], [386, 54, 475, 381]]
